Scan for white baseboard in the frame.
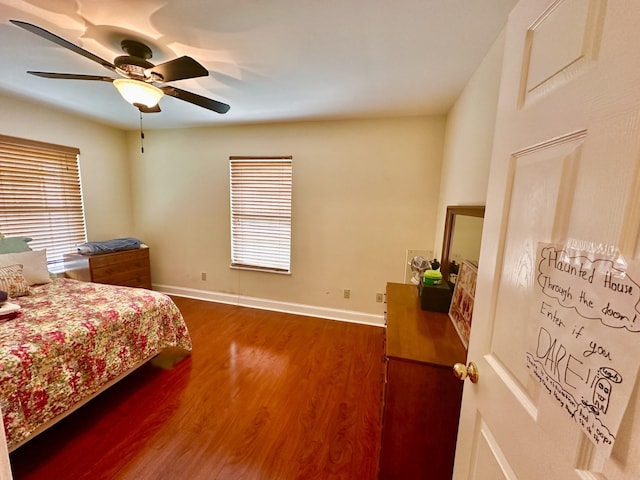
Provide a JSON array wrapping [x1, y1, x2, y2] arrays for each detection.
[[153, 284, 385, 327]]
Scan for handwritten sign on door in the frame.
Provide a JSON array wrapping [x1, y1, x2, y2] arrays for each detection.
[[527, 242, 640, 454]]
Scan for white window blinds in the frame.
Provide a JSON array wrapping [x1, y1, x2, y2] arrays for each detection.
[[230, 156, 292, 273], [0, 135, 87, 267]]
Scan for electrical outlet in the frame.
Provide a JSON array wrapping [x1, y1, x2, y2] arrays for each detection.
[[376, 293, 384, 303], [343, 289, 351, 299], [201, 272, 207, 281]]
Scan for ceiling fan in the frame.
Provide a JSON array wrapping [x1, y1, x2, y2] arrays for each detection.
[[10, 20, 230, 115]]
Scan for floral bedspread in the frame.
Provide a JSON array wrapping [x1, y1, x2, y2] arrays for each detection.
[[0, 278, 192, 450]]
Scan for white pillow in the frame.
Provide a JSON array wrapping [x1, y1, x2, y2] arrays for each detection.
[[0, 250, 51, 285]]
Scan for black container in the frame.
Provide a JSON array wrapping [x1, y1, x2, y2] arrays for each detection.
[[418, 282, 452, 313]]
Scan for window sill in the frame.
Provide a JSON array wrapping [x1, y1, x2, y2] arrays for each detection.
[[230, 265, 291, 275], [48, 264, 66, 275]]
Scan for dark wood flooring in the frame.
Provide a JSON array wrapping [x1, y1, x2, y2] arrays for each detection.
[[9, 297, 386, 480]]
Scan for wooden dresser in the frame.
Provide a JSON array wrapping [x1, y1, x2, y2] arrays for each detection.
[[63, 247, 152, 289], [380, 282, 467, 480]]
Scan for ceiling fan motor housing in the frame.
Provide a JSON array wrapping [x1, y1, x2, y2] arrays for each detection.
[[114, 40, 156, 80]]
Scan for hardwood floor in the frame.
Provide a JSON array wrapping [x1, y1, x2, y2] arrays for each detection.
[[9, 297, 386, 480]]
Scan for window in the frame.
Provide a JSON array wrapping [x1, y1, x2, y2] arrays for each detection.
[[230, 156, 292, 273], [0, 135, 86, 269]]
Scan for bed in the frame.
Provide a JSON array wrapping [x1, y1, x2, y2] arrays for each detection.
[[0, 277, 192, 452]]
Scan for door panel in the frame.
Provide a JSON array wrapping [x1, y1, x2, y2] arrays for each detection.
[[520, 0, 606, 107], [454, 1, 640, 479], [492, 133, 583, 389], [472, 420, 517, 480]]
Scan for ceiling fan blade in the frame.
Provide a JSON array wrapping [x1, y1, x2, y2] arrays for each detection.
[[27, 71, 115, 82], [147, 56, 208, 82], [160, 86, 230, 114], [10, 20, 116, 73]]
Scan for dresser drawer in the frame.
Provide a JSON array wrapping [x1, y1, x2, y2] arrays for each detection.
[[91, 257, 149, 279], [92, 265, 150, 284], [94, 271, 151, 289], [88, 248, 149, 268]]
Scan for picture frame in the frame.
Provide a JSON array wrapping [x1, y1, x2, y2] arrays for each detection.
[[448, 259, 478, 349]]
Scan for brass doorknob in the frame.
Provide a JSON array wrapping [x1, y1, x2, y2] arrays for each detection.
[[453, 361, 479, 383]]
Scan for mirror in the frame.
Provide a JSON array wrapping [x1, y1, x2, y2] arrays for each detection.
[[440, 205, 485, 286]]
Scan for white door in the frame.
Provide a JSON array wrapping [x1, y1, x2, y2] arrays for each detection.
[[453, 1, 640, 479]]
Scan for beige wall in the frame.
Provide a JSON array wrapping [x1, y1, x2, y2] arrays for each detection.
[[0, 92, 446, 318], [127, 116, 445, 315], [434, 29, 506, 259], [1, 77, 501, 318], [0, 93, 133, 240]]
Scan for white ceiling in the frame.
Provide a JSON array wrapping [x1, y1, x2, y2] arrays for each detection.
[[0, 0, 518, 130]]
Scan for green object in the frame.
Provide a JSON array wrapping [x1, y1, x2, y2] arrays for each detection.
[[0, 237, 32, 254], [423, 269, 442, 285]]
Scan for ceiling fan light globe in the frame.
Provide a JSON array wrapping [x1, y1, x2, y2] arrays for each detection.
[[113, 78, 163, 108]]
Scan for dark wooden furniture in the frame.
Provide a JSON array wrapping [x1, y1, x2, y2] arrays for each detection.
[[380, 282, 467, 480], [63, 247, 152, 289]]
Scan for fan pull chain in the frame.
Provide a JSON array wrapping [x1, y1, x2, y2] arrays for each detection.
[[139, 111, 145, 154]]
